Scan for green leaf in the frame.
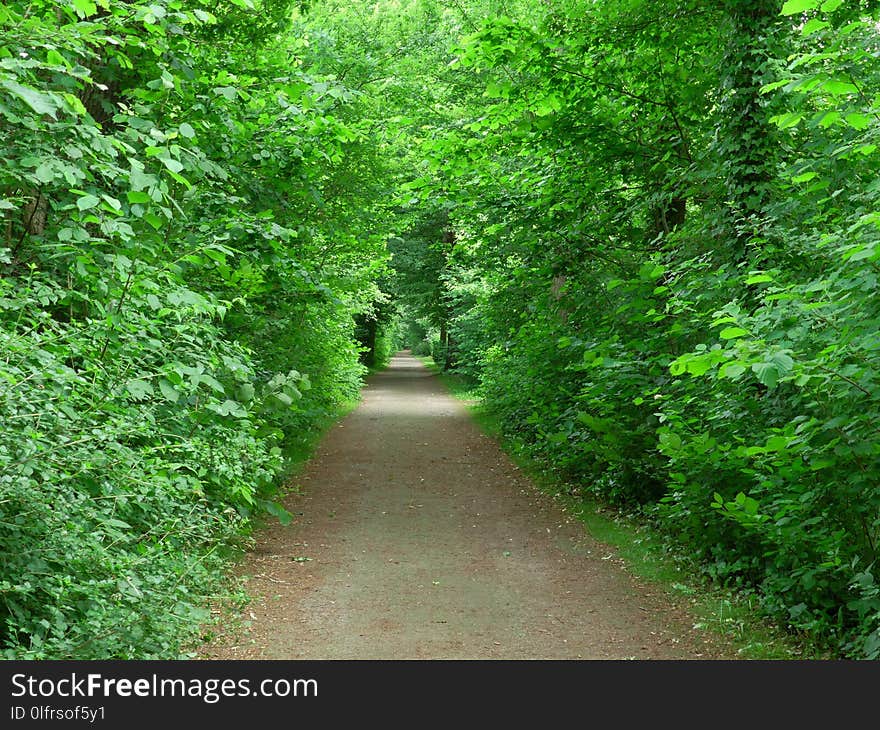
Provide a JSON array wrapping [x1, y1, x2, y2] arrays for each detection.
[[817, 111, 840, 128], [34, 163, 56, 184], [752, 362, 779, 388], [127, 191, 152, 204], [687, 357, 713, 377], [129, 166, 156, 192], [658, 430, 682, 453], [101, 194, 122, 211], [771, 352, 794, 373], [638, 262, 665, 280], [76, 194, 100, 211], [719, 327, 748, 340], [1, 80, 58, 119], [158, 378, 179, 403], [165, 170, 191, 188], [720, 362, 746, 379], [159, 157, 184, 174], [178, 122, 195, 139], [198, 374, 225, 393], [781, 0, 819, 14], [772, 112, 803, 129], [791, 171, 818, 184], [801, 18, 829, 35], [62, 92, 86, 115], [144, 213, 163, 230], [46, 49, 66, 66], [126, 379, 154, 400], [72, 0, 98, 17], [213, 86, 238, 100], [844, 113, 871, 131], [745, 273, 774, 284], [760, 80, 791, 94], [262, 501, 293, 526], [766, 436, 790, 451], [823, 80, 858, 96], [207, 399, 247, 418]]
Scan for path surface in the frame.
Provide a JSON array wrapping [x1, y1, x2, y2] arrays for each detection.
[[200, 352, 725, 659]]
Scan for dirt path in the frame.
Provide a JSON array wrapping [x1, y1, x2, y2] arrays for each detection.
[[200, 352, 726, 659]]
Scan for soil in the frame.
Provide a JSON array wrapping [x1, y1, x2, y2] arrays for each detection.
[[198, 352, 731, 659]]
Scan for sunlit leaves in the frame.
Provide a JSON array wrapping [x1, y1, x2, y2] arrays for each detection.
[[71, 0, 99, 18], [745, 273, 774, 284], [127, 191, 152, 204], [781, 0, 820, 14], [844, 113, 870, 131]]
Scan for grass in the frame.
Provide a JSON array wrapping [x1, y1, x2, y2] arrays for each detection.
[[419, 355, 824, 660]]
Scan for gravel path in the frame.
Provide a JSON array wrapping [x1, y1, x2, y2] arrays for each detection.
[[199, 352, 725, 659]]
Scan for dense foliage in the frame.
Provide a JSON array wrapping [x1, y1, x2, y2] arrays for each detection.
[[391, 0, 880, 658], [5, 0, 879, 659], [0, 0, 395, 657]]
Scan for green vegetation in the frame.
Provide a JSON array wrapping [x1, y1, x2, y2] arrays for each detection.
[[423, 354, 815, 658], [393, 0, 880, 659], [0, 0, 391, 658], [3, 0, 879, 658]]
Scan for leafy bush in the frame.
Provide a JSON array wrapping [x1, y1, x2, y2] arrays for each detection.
[[0, 0, 387, 658], [392, 0, 880, 657]]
